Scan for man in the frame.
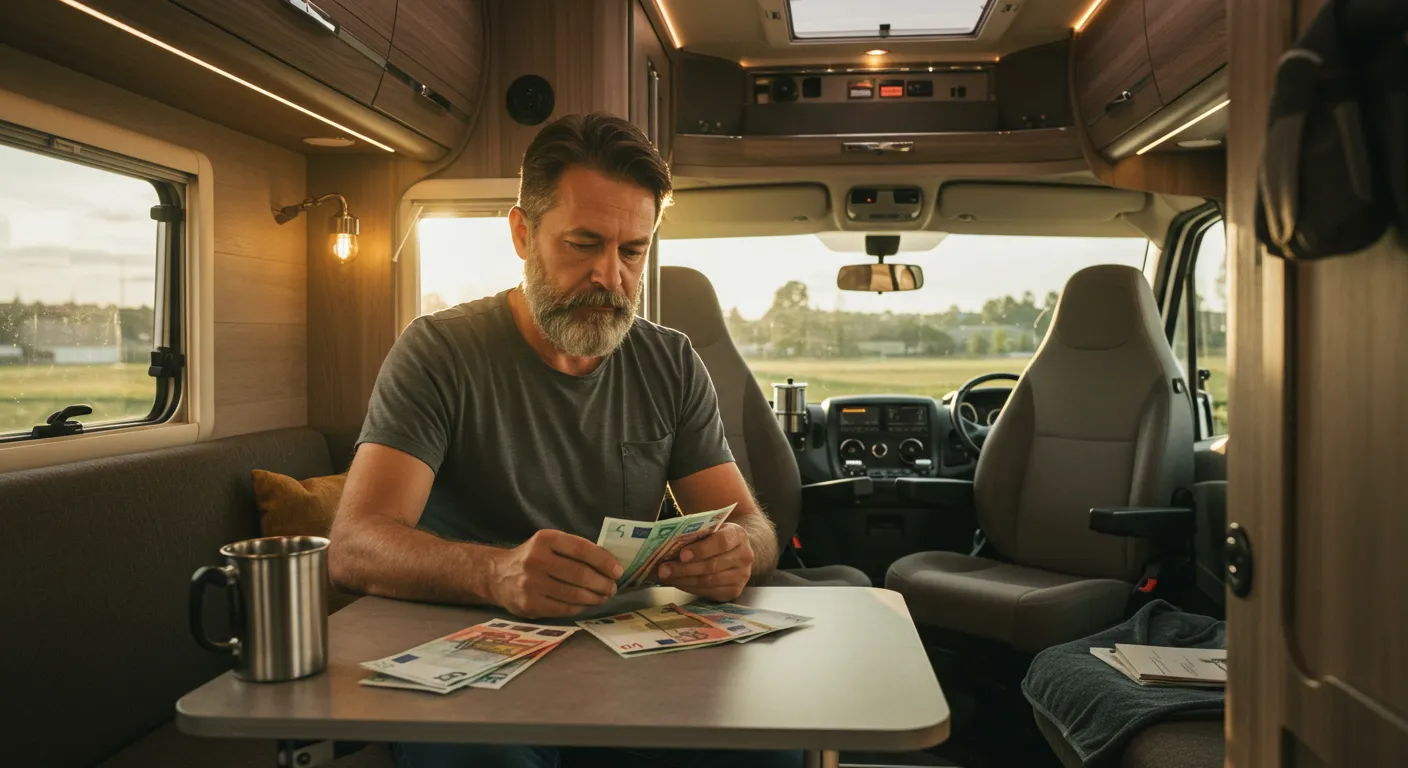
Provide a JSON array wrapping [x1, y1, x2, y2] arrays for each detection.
[[328, 113, 797, 768]]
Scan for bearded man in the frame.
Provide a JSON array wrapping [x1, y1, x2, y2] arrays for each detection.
[[329, 114, 796, 768]]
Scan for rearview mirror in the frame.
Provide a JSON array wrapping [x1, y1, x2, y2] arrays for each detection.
[[837, 263, 925, 292]]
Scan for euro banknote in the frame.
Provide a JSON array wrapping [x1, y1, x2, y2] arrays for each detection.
[[576, 603, 736, 657], [360, 619, 574, 691], [597, 503, 736, 588], [359, 633, 573, 693], [684, 601, 814, 643]]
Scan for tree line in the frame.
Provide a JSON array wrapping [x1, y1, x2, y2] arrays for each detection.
[[727, 281, 1062, 359]]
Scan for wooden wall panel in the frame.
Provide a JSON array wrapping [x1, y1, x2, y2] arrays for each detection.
[[441, 0, 632, 179], [214, 254, 307, 326], [306, 154, 428, 430], [1224, 0, 1408, 766], [0, 45, 309, 440], [1223, 0, 1297, 764], [213, 323, 308, 406]]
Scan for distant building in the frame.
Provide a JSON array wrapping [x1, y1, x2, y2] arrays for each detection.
[[856, 340, 907, 357]]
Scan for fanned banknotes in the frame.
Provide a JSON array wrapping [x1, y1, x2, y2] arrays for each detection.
[[577, 601, 813, 657], [597, 504, 736, 588], [360, 620, 577, 692], [683, 601, 814, 643]]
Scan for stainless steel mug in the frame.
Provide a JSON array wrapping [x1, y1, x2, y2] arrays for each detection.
[[189, 535, 329, 682]]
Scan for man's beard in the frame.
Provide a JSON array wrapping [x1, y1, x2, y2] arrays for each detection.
[[522, 246, 641, 358]]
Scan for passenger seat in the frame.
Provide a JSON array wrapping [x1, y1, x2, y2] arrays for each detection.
[[660, 266, 870, 587]]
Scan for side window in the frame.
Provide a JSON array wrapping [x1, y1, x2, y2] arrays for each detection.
[[416, 215, 520, 316], [0, 131, 186, 442], [1173, 220, 1228, 437]]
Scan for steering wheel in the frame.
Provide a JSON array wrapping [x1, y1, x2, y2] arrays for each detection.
[[949, 372, 1021, 458]]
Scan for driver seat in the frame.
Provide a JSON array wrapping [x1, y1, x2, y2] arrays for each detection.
[[885, 265, 1194, 653]]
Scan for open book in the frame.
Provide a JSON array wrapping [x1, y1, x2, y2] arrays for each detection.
[[1090, 643, 1227, 688]]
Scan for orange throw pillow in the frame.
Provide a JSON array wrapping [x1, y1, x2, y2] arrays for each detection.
[[251, 470, 357, 613]]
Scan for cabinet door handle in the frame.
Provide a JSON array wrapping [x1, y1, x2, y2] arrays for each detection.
[[1105, 90, 1134, 111], [416, 84, 451, 112], [280, 0, 337, 34], [843, 141, 914, 155]]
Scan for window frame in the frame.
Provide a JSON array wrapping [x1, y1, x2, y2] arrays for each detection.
[[394, 179, 521, 332], [0, 121, 190, 443], [1162, 201, 1226, 439], [785, 0, 997, 42], [0, 88, 214, 472]]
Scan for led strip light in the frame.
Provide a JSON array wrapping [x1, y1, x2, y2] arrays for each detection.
[[655, 0, 683, 48], [54, 0, 396, 152], [1073, 0, 1108, 31], [1136, 99, 1230, 156]]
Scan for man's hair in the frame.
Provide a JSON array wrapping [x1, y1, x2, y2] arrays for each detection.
[[517, 113, 672, 226]]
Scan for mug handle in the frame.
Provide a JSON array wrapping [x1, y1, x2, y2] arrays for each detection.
[[189, 564, 244, 655]]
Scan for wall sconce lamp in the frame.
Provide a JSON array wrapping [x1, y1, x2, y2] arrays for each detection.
[[274, 193, 360, 264]]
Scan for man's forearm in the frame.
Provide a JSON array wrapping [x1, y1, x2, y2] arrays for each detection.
[[329, 514, 503, 606], [739, 506, 779, 581]]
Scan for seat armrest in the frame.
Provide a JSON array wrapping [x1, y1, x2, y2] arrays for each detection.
[[801, 477, 874, 506], [893, 478, 975, 507], [1089, 507, 1195, 538]]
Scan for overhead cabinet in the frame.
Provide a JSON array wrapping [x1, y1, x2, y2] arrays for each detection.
[[170, 0, 389, 104], [1072, 0, 1228, 156], [166, 0, 484, 154]]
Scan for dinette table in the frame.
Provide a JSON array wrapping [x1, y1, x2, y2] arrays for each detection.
[[176, 585, 950, 768]]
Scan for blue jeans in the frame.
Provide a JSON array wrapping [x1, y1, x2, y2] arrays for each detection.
[[391, 742, 805, 768]]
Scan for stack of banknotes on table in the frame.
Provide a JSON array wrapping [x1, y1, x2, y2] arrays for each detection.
[[359, 619, 579, 694], [577, 600, 814, 657], [597, 504, 737, 588]]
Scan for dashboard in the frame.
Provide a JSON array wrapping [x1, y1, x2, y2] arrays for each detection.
[[793, 390, 1014, 483], [831, 397, 938, 479]]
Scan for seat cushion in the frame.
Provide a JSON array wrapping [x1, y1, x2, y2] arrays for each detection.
[[769, 565, 872, 587], [99, 721, 395, 768], [886, 551, 1129, 653], [0, 427, 335, 766], [1032, 707, 1223, 768]]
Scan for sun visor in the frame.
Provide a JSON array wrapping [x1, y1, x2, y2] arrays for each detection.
[[661, 184, 831, 239], [934, 184, 1149, 234]]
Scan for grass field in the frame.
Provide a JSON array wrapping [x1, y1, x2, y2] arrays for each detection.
[[0, 363, 154, 435]]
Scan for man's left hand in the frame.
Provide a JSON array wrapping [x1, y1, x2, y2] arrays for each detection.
[[655, 522, 754, 601]]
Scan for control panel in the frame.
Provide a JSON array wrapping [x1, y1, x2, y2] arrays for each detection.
[[751, 69, 991, 105], [830, 397, 939, 479]]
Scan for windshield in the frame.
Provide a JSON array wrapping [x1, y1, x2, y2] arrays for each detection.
[[659, 233, 1152, 403]]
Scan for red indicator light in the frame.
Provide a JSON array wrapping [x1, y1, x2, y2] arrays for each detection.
[[879, 85, 904, 98]]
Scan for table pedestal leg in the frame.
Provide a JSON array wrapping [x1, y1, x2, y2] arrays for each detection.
[[803, 749, 840, 768]]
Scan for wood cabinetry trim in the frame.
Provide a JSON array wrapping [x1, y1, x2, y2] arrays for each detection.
[[672, 129, 1084, 170], [1067, 33, 1225, 199], [1146, 0, 1227, 104], [169, 0, 387, 104], [1072, 0, 1156, 127]]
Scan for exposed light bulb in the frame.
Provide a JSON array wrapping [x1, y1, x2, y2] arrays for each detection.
[[331, 232, 358, 263]]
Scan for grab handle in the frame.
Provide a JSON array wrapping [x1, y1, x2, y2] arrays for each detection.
[[189, 565, 243, 656]]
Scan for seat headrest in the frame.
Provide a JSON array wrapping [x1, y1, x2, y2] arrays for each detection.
[[1050, 264, 1161, 351], [659, 266, 730, 346]]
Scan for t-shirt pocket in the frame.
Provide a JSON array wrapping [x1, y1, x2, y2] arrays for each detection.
[[620, 434, 673, 520]]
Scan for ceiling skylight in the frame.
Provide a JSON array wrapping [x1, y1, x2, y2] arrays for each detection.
[[787, 0, 993, 40]]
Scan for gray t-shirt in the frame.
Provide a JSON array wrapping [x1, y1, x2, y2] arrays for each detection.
[[356, 290, 734, 545]]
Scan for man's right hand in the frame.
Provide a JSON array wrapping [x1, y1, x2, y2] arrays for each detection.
[[489, 529, 624, 618]]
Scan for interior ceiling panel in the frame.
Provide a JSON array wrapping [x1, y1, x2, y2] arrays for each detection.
[[936, 182, 1148, 223], [664, 0, 1087, 66]]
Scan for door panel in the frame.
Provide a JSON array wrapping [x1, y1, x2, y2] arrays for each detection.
[[1226, 0, 1408, 764]]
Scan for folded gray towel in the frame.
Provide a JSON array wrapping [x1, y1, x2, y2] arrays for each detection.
[[1021, 600, 1224, 767]]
